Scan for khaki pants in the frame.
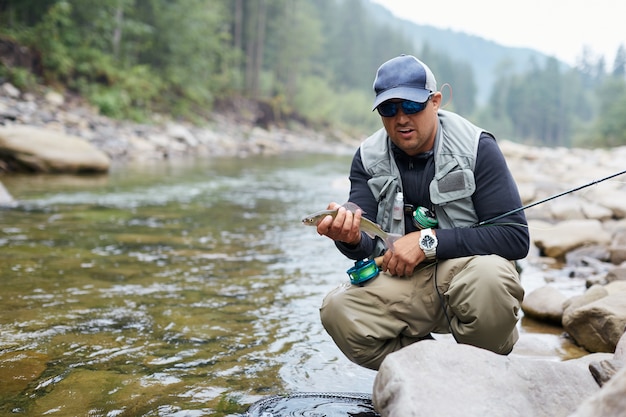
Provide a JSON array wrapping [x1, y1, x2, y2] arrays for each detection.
[[319, 255, 524, 370]]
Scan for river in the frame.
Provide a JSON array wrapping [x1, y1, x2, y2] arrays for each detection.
[[0, 154, 587, 416]]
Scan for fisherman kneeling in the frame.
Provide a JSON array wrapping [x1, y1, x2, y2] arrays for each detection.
[[314, 55, 529, 370]]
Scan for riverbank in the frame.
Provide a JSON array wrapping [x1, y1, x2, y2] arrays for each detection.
[[0, 82, 358, 166]]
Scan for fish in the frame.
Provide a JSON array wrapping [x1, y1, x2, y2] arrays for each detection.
[[301, 202, 401, 249]]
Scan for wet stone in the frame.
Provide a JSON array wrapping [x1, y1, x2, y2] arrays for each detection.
[[589, 359, 625, 387]]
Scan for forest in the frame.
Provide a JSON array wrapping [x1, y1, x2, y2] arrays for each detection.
[[1, 0, 625, 148]]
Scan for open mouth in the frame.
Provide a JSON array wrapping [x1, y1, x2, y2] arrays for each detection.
[[398, 127, 414, 137]]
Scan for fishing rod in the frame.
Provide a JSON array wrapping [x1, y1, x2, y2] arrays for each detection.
[[474, 167, 626, 227], [346, 168, 626, 285]]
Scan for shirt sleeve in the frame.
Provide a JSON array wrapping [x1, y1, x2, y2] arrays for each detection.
[[435, 134, 530, 260], [334, 148, 380, 260]]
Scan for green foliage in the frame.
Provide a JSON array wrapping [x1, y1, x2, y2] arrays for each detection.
[[579, 76, 626, 147], [81, 64, 162, 121], [1, 0, 626, 148], [0, 65, 38, 91], [29, 1, 75, 82], [292, 75, 378, 134]]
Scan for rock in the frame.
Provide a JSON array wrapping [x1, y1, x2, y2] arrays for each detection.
[[373, 341, 599, 417], [44, 90, 64, 106], [589, 358, 624, 386], [166, 123, 199, 147], [522, 285, 567, 324], [562, 282, 626, 352], [567, 365, 626, 417], [529, 219, 612, 259], [1, 82, 20, 98], [0, 125, 110, 173], [548, 196, 586, 220], [591, 188, 626, 219], [615, 329, 626, 361], [609, 229, 626, 264], [581, 202, 613, 221], [605, 267, 626, 283], [610, 246, 626, 265], [565, 245, 611, 265]]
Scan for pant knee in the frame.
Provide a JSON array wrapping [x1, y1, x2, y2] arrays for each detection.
[[446, 255, 524, 353]]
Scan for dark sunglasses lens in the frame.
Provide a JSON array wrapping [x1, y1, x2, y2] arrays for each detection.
[[402, 100, 426, 114], [377, 102, 397, 117], [377, 100, 428, 117]]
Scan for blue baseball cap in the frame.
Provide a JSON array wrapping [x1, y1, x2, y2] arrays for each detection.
[[372, 55, 437, 110]]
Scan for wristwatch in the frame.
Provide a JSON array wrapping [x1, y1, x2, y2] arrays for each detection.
[[419, 228, 438, 261]]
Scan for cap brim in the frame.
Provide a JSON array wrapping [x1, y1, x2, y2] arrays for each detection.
[[372, 87, 432, 111]]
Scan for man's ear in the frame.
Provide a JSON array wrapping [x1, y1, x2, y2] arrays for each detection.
[[431, 92, 442, 110]]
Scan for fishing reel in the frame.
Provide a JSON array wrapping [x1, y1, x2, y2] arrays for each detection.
[[346, 258, 380, 286], [411, 206, 438, 230]]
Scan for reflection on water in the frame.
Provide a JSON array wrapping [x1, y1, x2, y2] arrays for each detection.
[[0, 154, 377, 416], [0, 154, 586, 416]]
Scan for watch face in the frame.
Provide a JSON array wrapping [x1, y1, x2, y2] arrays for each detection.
[[421, 235, 435, 248]]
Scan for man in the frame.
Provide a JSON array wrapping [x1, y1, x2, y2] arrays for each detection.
[[316, 54, 529, 371]]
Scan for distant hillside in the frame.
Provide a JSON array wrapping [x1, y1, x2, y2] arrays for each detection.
[[366, 1, 566, 104]]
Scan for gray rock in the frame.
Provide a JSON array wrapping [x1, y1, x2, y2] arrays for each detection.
[[1, 82, 20, 98], [373, 341, 600, 417], [615, 329, 626, 361], [589, 358, 624, 386], [529, 219, 612, 259], [567, 365, 626, 417], [0, 125, 110, 173], [606, 267, 626, 283], [522, 285, 567, 324], [563, 282, 626, 352]]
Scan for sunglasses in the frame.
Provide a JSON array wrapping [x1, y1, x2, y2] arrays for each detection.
[[376, 97, 432, 117]]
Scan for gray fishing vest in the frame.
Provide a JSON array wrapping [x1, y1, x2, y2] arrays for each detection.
[[359, 110, 485, 239]]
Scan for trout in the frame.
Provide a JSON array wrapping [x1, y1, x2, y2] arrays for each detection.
[[301, 202, 401, 249]]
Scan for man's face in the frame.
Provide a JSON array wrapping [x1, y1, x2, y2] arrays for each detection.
[[379, 92, 441, 156]]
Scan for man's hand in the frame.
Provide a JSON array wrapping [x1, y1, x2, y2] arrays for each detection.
[[381, 231, 428, 277], [316, 202, 362, 245]]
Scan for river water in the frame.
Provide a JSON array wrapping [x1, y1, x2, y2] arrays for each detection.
[[0, 154, 587, 416]]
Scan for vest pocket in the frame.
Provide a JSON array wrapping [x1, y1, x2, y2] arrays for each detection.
[[429, 168, 475, 204]]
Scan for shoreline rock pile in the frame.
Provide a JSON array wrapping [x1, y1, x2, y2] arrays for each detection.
[[373, 332, 626, 417], [0, 82, 358, 170]]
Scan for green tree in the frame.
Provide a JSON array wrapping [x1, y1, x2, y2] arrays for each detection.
[[491, 56, 591, 146], [613, 44, 626, 78], [587, 76, 626, 146]]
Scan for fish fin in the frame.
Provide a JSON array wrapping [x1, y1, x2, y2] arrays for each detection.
[[363, 231, 376, 239], [342, 201, 365, 214]]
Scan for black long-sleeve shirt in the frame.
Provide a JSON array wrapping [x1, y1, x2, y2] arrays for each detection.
[[336, 133, 530, 261]]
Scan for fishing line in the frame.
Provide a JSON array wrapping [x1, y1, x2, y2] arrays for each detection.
[[432, 262, 459, 343], [439, 83, 453, 109], [440, 168, 626, 342], [474, 168, 626, 227]]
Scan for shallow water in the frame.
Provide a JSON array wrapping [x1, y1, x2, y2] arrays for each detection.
[[0, 154, 587, 416]]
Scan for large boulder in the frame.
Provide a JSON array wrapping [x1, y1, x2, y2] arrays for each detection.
[[562, 281, 626, 352], [373, 340, 601, 417], [0, 125, 110, 173], [522, 285, 568, 324], [529, 219, 612, 259], [568, 366, 626, 417], [569, 331, 626, 416]]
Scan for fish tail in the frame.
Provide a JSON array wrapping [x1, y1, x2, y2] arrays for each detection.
[[384, 234, 402, 251], [342, 201, 365, 214]]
